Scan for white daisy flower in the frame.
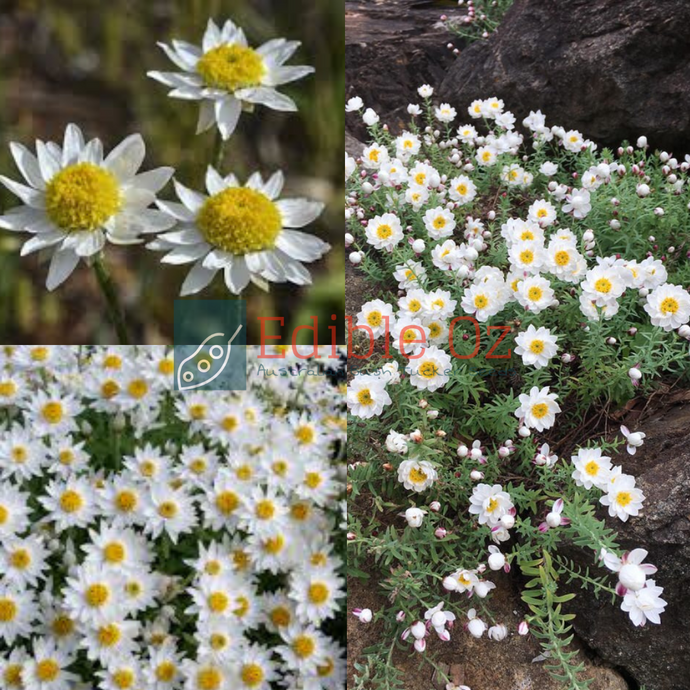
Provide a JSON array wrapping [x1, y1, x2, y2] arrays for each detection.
[[0, 535, 49, 588], [397, 458, 438, 492], [515, 274, 557, 313], [643, 283, 690, 331], [468, 483, 514, 527], [148, 18, 314, 140], [0, 484, 31, 538], [0, 124, 174, 289], [150, 167, 329, 295], [448, 174, 477, 204], [364, 213, 403, 251], [571, 447, 612, 490], [514, 385, 561, 431], [22, 638, 77, 690], [0, 583, 36, 645], [406, 346, 452, 392], [600, 473, 645, 522], [514, 325, 559, 369], [423, 206, 456, 240], [356, 299, 395, 339]]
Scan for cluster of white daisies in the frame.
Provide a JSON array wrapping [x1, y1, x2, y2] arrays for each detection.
[[0, 18, 330, 295], [0, 345, 346, 690]]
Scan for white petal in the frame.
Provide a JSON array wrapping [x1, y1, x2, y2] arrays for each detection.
[[224, 256, 250, 294], [147, 71, 202, 88], [202, 18, 222, 53], [107, 209, 176, 241], [156, 227, 204, 245], [196, 101, 216, 134], [262, 171, 284, 200], [79, 139, 103, 165], [257, 39, 300, 65], [215, 98, 241, 140], [20, 231, 64, 256], [46, 248, 80, 291], [62, 124, 85, 167], [205, 166, 226, 195], [276, 229, 330, 261], [202, 249, 234, 270], [168, 87, 204, 100], [104, 134, 146, 181], [35, 141, 61, 182], [157, 41, 197, 71], [25, 217, 60, 235], [126, 167, 174, 194], [264, 65, 314, 87], [62, 229, 105, 257], [244, 251, 268, 273], [0, 176, 45, 207], [276, 198, 324, 227], [277, 250, 312, 285], [180, 261, 218, 296], [9, 143, 45, 189], [223, 173, 240, 188], [173, 180, 206, 213], [220, 19, 241, 43], [245, 172, 264, 191], [161, 243, 210, 264], [235, 87, 297, 112], [261, 250, 289, 281], [156, 199, 196, 222], [0, 206, 46, 231], [172, 40, 203, 60], [121, 187, 156, 209]]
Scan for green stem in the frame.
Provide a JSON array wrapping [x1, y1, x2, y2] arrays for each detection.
[[93, 256, 131, 344], [213, 130, 226, 173]]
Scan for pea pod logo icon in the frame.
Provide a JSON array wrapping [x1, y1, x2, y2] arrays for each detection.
[[176, 325, 243, 391]]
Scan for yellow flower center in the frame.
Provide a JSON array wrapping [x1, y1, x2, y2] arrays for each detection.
[[42, 401, 64, 424], [255, 499, 275, 520], [308, 582, 329, 605], [296, 424, 315, 445], [210, 633, 228, 650], [531, 402, 549, 419], [240, 664, 265, 687], [529, 339, 545, 354], [519, 250, 534, 264], [11, 446, 27, 463], [208, 591, 230, 613], [456, 183, 468, 195], [594, 277, 612, 294], [127, 379, 149, 399], [272, 460, 288, 476], [317, 658, 335, 678], [409, 467, 428, 484], [474, 294, 488, 309], [660, 297, 679, 314], [3, 664, 22, 687], [368, 149, 380, 162], [0, 381, 17, 397], [196, 667, 222, 690], [376, 224, 393, 240], [158, 358, 174, 375], [356, 388, 373, 406], [197, 187, 282, 254], [45, 162, 120, 232], [101, 379, 120, 399], [414, 173, 426, 185], [104, 541, 126, 564], [115, 490, 138, 512], [293, 634, 316, 658], [156, 662, 177, 682], [125, 581, 142, 597], [366, 310, 382, 327], [86, 583, 110, 607], [536, 208, 548, 218], [103, 354, 122, 369], [554, 250, 570, 266], [271, 605, 291, 627], [616, 491, 632, 507], [158, 501, 178, 519], [113, 669, 135, 689], [59, 449, 75, 466], [190, 403, 207, 419], [222, 415, 239, 432], [196, 43, 266, 92], [264, 534, 285, 554], [585, 460, 599, 476], [233, 549, 251, 570], [9, 548, 31, 569], [98, 623, 122, 647], [418, 361, 438, 379], [487, 498, 499, 513], [234, 595, 250, 617], [60, 489, 84, 513], [291, 502, 310, 521], [527, 286, 543, 302], [141, 460, 156, 477], [429, 322, 441, 338], [305, 471, 323, 489], [236, 464, 252, 480], [190, 458, 207, 474], [36, 659, 60, 682], [433, 216, 446, 229], [52, 614, 74, 637], [216, 490, 240, 515], [0, 598, 17, 622]]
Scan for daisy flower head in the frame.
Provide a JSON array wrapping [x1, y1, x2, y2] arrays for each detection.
[[0, 124, 174, 289], [468, 483, 514, 526], [397, 458, 438, 492], [234, 643, 279, 689], [515, 385, 561, 431], [600, 473, 645, 521], [514, 325, 559, 369], [461, 281, 508, 322], [361, 143, 389, 170], [621, 580, 667, 626], [391, 318, 430, 357], [406, 345, 452, 392], [0, 483, 31, 538], [356, 299, 395, 339], [508, 240, 545, 274], [581, 265, 626, 307], [448, 175, 477, 205], [643, 283, 690, 331], [0, 583, 36, 645], [151, 167, 329, 295], [423, 206, 456, 240], [515, 274, 557, 313], [148, 19, 314, 140], [347, 374, 392, 419], [23, 637, 77, 690], [290, 569, 344, 625], [571, 447, 612, 490]]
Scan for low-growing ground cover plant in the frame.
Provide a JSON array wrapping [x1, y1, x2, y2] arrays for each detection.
[[345, 86, 690, 689], [0, 345, 346, 690]]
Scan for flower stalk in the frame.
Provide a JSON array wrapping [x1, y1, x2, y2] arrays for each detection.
[[92, 256, 131, 345]]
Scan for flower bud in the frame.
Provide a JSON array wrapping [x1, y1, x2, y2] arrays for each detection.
[[349, 252, 362, 265], [488, 624, 508, 641], [412, 239, 425, 253], [501, 514, 515, 529], [429, 501, 441, 512]]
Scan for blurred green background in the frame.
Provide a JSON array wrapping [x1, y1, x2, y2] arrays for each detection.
[[0, 0, 344, 343]]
